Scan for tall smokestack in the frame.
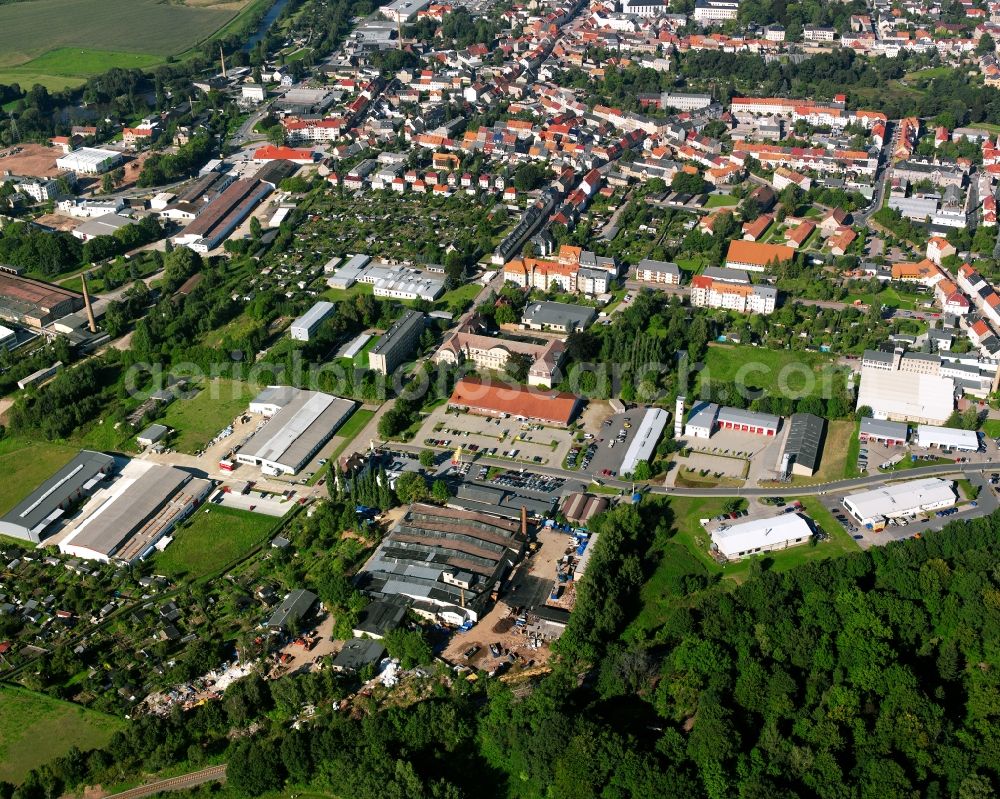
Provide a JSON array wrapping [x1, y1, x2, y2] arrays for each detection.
[[220, 45, 227, 80], [80, 272, 97, 334], [521, 505, 528, 539]]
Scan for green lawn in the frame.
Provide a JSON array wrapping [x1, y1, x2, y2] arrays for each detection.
[[158, 379, 255, 454], [844, 421, 862, 478], [0, 685, 123, 784], [676, 257, 705, 274], [321, 282, 374, 302], [326, 408, 376, 463], [701, 344, 844, 399], [982, 419, 1000, 438], [153, 505, 277, 580], [0, 437, 78, 517], [662, 495, 860, 587], [436, 282, 481, 312], [843, 286, 928, 311], [704, 194, 738, 208]]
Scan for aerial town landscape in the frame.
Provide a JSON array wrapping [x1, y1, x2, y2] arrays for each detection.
[[4, 0, 1000, 795]]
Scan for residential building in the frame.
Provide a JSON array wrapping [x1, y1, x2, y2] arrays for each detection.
[[368, 310, 425, 375], [690, 275, 777, 315], [725, 240, 794, 272], [635, 259, 682, 285], [435, 331, 565, 387]]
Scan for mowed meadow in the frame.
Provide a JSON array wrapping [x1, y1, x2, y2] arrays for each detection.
[[0, 0, 252, 90]]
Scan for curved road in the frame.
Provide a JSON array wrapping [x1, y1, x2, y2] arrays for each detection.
[[103, 765, 227, 799]]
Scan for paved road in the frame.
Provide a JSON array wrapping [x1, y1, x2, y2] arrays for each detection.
[[856, 119, 895, 227], [390, 436, 1000, 500], [103, 765, 227, 799]]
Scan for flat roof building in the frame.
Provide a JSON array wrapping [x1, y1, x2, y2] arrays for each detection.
[[619, 407, 669, 476], [859, 417, 909, 446], [237, 387, 356, 475], [357, 503, 526, 624], [712, 513, 812, 560], [333, 638, 386, 671], [781, 413, 826, 476], [685, 401, 719, 439], [327, 254, 371, 289], [717, 406, 780, 436], [55, 147, 123, 175], [0, 450, 114, 543], [0, 324, 15, 350], [368, 310, 425, 375], [521, 301, 597, 334], [174, 178, 273, 253], [58, 461, 212, 564], [289, 301, 334, 342], [843, 478, 956, 526], [71, 213, 134, 242], [856, 367, 955, 426], [914, 424, 979, 451], [448, 378, 581, 426], [352, 600, 406, 639]]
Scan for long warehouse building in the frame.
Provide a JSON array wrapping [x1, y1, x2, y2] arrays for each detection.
[[237, 386, 356, 475], [173, 178, 273, 253], [843, 478, 956, 527], [0, 450, 114, 542], [619, 407, 669, 476], [712, 513, 813, 560], [0, 272, 84, 327], [58, 461, 212, 564]]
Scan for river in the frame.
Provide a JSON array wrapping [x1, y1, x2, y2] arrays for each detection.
[[242, 0, 293, 52]]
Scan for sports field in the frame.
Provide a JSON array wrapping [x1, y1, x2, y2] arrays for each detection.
[[0, 0, 252, 90], [0, 685, 123, 783]]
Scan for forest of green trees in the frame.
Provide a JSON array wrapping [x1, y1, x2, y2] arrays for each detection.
[[9, 504, 1000, 798]]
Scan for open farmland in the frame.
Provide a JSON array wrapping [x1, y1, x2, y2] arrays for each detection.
[[0, 0, 252, 90], [0, 685, 123, 784]]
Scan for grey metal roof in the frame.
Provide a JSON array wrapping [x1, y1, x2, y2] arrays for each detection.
[[717, 406, 780, 430], [138, 424, 168, 443], [266, 589, 317, 629], [636, 259, 681, 276], [521, 301, 597, 330], [702, 266, 749, 284], [370, 309, 424, 356], [333, 638, 386, 670], [241, 390, 356, 471], [290, 301, 334, 335], [353, 600, 406, 637], [0, 450, 114, 541], [783, 413, 826, 473], [859, 417, 909, 440]]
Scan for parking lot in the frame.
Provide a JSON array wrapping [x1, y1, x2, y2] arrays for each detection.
[[818, 473, 997, 549], [414, 405, 577, 468]]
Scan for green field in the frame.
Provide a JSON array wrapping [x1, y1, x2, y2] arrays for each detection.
[[0, 437, 78, 517], [701, 344, 844, 399], [327, 408, 376, 462], [704, 194, 737, 208], [153, 505, 277, 579], [0, 0, 250, 90], [0, 685, 123, 784], [982, 419, 1000, 438], [652, 495, 861, 591], [159, 379, 255, 454]]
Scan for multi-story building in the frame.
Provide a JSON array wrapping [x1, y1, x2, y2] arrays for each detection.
[[434, 329, 565, 387], [635, 259, 682, 285], [693, 0, 739, 23], [368, 310, 425, 375], [690, 276, 777, 315], [503, 245, 617, 296]]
